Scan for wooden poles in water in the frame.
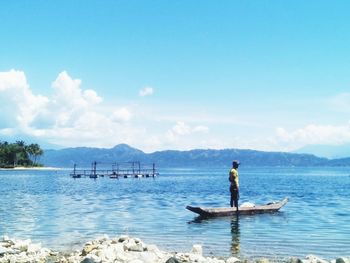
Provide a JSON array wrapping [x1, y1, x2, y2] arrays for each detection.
[[70, 161, 159, 179]]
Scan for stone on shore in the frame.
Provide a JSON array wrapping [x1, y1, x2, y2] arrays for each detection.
[[0, 236, 54, 263], [190, 244, 202, 255], [289, 257, 303, 263], [0, 235, 349, 263], [80, 254, 102, 263], [305, 254, 329, 263], [226, 256, 241, 263], [256, 258, 270, 263], [82, 244, 99, 256], [166, 257, 182, 263], [336, 258, 350, 263]]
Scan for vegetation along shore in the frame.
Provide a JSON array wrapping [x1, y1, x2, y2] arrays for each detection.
[[0, 141, 43, 168]]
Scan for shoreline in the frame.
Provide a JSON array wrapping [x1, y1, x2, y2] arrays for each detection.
[[0, 235, 348, 263], [0, 166, 62, 171]]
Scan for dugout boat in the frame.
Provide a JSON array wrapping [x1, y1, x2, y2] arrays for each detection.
[[186, 197, 288, 217]]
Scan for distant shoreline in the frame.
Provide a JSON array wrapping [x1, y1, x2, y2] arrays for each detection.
[[0, 166, 61, 170]]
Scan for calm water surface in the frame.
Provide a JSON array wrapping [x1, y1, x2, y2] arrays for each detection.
[[0, 167, 349, 261]]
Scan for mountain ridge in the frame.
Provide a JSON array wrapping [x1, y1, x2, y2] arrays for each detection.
[[41, 144, 350, 168], [294, 143, 350, 159]]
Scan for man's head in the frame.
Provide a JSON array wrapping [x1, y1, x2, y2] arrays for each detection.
[[232, 160, 240, 168]]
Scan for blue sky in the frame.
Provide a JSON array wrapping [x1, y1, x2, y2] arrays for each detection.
[[1, 1, 350, 152]]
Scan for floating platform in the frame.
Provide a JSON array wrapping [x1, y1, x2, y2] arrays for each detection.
[[70, 162, 159, 179]]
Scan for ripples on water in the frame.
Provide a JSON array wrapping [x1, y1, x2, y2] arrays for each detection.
[[0, 167, 349, 260]]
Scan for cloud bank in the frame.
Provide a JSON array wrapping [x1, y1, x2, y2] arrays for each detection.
[[2, 70, 350, 152], [275, 123, 350, 147], [0, 70, 210, 151], [0, 70, 136, 148]]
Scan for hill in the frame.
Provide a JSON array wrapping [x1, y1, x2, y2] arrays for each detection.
[[40, 144, 342, 168], [295, 143, 350, 159]]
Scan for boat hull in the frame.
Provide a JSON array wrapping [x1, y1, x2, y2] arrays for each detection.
[[186, 197, 288, 217]]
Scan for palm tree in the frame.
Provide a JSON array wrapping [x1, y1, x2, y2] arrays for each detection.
[[28, 143, 43, 166], [15, 140, 25, 147], [15, 140, 29, 166]]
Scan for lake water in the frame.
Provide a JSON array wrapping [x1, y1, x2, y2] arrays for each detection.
[[0, 167, 349, 261]]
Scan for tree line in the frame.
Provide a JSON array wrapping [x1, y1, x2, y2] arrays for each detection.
[[0, 141, 44, 168]]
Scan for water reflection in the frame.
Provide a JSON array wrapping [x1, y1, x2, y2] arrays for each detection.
[[230, 216, 240, 256], [188, 216, 206, 224], [188, 215, 241, 257]]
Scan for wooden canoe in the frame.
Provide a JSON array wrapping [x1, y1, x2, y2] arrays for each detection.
[[186, 197, 288, 217]]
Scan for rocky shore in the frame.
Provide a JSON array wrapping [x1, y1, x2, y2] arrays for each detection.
[[0, 235, 349, 263]]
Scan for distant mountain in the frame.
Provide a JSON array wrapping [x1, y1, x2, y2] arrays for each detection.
[[294, 143, 350, 159], [42, 144, 147, 167], [327, 157, 350, 166], [40, 144, 349, 168], [147, 148, 328, 167]]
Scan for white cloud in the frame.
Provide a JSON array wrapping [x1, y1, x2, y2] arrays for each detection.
[[139, 86, 154, 97], [0, 69, 27, 91], [112, 107, 132, 122], [83, 89, 103, 104], [0, 69, 49, 129], [170, 121, 191, 136], [275, 123, 350, 149], [52, 71, 102, 109], [0, 128, 15, 136], [165, 121, 209, 142]]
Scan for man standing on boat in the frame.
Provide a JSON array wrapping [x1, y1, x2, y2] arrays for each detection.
[[229, 160, 240, 210]]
